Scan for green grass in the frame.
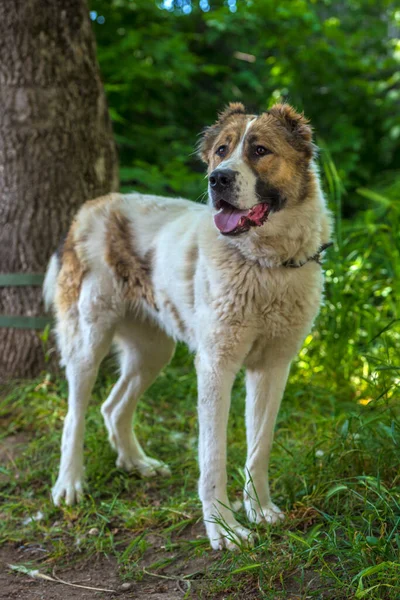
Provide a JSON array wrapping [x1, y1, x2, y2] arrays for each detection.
[[1, 184, 400, 598]]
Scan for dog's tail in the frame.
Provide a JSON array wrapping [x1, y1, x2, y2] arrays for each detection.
[[43, 253, 60, 311]]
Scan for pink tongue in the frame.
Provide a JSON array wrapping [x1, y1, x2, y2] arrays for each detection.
[[214, 207, 249, 233]]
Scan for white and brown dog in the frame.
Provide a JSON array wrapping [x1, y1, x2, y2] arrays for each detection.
[[44, 103, 332, 550]]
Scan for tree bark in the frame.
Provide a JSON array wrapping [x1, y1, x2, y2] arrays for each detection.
[[0, 0, 119, 381]]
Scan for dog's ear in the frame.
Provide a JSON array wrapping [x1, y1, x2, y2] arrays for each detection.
[[269, 103, 315, 158], [218, 102, 246, 121], [198, 102, 246, 164]]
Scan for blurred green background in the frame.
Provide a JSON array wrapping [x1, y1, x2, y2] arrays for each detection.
[[90, 0, 400, 215]]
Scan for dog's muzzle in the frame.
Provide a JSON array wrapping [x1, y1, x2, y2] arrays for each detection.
[[209, 168, 237, 197]]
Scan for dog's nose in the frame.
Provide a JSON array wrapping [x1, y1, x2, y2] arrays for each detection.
[[209, 169, 236, 191]]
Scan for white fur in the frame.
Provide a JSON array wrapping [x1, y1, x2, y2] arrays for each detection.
[[43, 253, 59, 311]]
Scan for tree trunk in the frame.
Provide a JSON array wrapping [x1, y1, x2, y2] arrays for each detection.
[[0, 0, 119, 381]]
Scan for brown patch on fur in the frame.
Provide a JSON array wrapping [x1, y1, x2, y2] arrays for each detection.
[[83, 193, 120, 212], [163, 296, 186, 337], [206, 116, 250, 173], [183, 245, 198, 307], [105, 211, 157, 310], [298, 169, 311, 203], [241, 106, 314, 205], [245, 109, 313, 161], [249, 145, 309, 207], [55, 222, 86, 315], [268, 104, 313, 156], [144, 247, 155, 277], [218, 102, 246, 121], [198, 103, 249, 165]]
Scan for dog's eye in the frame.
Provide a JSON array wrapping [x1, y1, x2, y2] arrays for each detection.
[[255, 146, 271, 156], [216, 145, 227, 157]]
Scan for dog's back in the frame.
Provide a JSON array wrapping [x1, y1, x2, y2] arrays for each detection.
[[44, 192, 206, 323]]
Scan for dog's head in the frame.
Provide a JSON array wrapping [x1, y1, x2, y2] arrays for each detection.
[[198, 102, 315, 236]]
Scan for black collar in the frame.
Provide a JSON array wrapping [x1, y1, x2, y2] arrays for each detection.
[[282, 242, 333, 268]]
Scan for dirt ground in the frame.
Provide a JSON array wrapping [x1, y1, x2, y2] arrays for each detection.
[[0, 540, 211, 600], [0, 428, 336, 599], [0, 432, 207, 599]]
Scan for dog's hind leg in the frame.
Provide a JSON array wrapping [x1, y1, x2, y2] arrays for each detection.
[[52, 279, 116, 506], [101, 318, 175, 478]]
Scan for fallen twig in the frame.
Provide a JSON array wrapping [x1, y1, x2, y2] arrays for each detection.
[[8, 564, 117, 593]]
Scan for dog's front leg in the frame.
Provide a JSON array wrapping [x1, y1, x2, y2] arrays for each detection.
[[196, 354, 253, 550], [243, 356, 291, 525]]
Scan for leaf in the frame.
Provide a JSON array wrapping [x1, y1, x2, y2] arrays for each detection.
[[326, 484, 348, 499], [365, 536, 380, 546], [356, 188, 391, 207], [231, 563, 263, 574], [287, 532, 311, 547], [340, 419, 349, 438], [356, 584, 386, 598], [352, 561, 400, 584]]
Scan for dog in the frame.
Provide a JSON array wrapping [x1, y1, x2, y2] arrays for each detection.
[[44, 103, 332, 550]]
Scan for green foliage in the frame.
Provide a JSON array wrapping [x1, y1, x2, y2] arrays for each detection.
[[90, 0, 400, 206]]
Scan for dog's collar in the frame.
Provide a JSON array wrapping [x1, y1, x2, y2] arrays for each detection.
[[282, 242, 333, 268]]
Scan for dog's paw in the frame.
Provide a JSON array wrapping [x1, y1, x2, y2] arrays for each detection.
[[205, 517, 254, 551], [245, 500, 285, 525], [52, 475, 84, 506], [204, 508, 254, 550], [116, 454, 171, 478]]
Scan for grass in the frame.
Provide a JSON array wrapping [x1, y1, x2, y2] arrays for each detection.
[[1, 182, 400, 598]]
